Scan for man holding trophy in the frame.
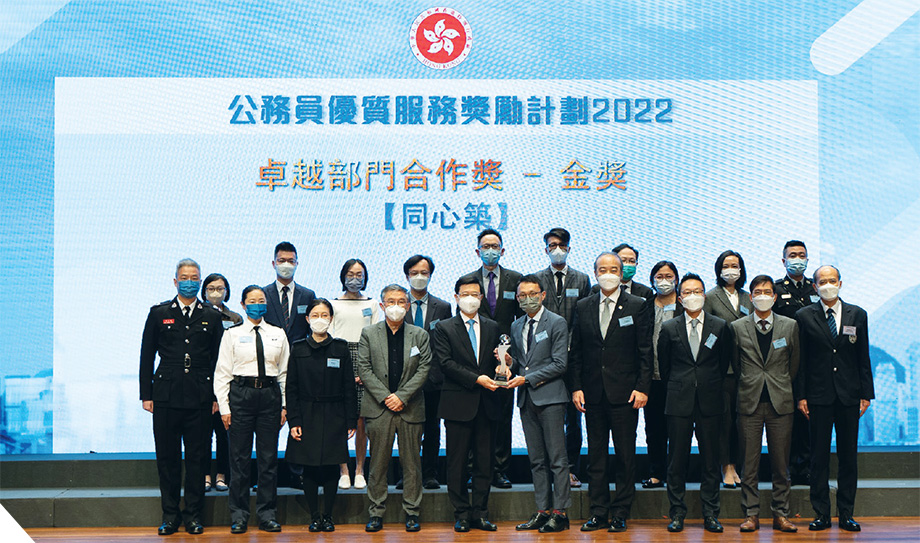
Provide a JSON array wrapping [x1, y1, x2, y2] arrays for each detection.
[[432, 275, 503, 532]]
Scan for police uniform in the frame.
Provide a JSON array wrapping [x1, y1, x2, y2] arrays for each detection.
[[773, 276, 817, 319], [139, 297, 224, 530]]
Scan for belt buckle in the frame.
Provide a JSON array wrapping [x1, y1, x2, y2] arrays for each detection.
[[253, 378, 263, 389]]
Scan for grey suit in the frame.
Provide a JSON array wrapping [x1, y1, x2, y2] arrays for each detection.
[[509, 308, 571, 511], [356, 321, 431, 517], [731, 313, 800, 518]]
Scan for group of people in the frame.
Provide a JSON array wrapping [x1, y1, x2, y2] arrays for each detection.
[[139, 230, 874, 536]]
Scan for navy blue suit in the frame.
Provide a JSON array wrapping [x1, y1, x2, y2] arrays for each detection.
[[263, 281, 316, 343]]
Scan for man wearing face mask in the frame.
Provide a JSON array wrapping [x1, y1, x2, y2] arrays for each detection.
[[590, 244, 654, 301], [657, 273, 732, 534], [263, 241, 316, 343], [534, 228, 591, 488], [356, 285, 431, 533], [730, 275, 799, 533], [458, 228, 523, 488], [432, 275, 502, 532], [404, 254, 453, 489], [795, 266, 874, 533], [567, 252, 652, 532], [140, 259, 224, 535]]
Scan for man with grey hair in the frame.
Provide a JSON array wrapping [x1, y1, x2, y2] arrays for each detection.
[[140, 258, 224, 535], [356, 284, 432, 533]]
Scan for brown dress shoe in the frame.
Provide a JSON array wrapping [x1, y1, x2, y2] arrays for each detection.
[[773, 516, 798, 532], [740, 516, 759, 532]]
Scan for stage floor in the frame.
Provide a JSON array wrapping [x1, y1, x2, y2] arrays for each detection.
[[25, 518, 920, 542]]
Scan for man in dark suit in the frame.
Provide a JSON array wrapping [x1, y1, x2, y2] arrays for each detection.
[[731, 275, 799, 533], [590, 243, 654, 301], [501, 274, 571, 533], [433, 275, 503, 532], [263, 241, 316, 343], [458, 228, 523, 488], [795, 265, 874, 533], [404, 254, 454, 489], [140, 259, 224, 535], [567, 252, 652, 532], [658, 273, 732, 534], [534, 227, 592, 488]]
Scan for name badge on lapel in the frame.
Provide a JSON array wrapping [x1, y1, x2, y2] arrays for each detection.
[[772, 337, 787, 349], [297, 305, 307, 314], [565, 288, 579, 298], [362, 307, 373, 317], [239, 336, 253, 344], [740, 306, 750, 315], [327, 358, 340, 368], [781, 293, 792, 299], [429, 319, 440, 330], [502, 291, 515, 300], [618, 315, 634, 327], [535, 330, 549, 343], [410, 345, 421, 357], [843, 325, 857, 343], [705, 333, 718, 349], [810, 295, 820, 303]]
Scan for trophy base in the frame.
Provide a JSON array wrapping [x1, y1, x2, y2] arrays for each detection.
[[494, 376, 510, 387]]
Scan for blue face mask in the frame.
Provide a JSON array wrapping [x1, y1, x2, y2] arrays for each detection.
[[785, 258, 807, 276], [177, 280, 200, 299], [245, 303, 267, 320], [480, 248, 501, 266]]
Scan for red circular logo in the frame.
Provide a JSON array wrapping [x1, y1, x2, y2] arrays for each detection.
[[409, 8, 472, 70]]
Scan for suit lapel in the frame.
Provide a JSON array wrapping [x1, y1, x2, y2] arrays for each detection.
[[714, 288, 739, 319], [454, 316, 478, 366], [677, 314, 694, 360], [602, 290, 626, 344], [836, 303, 855, 348], [745, 316, 766, 366], [812, 304, 836, 345], [477, 272, 495, 319]]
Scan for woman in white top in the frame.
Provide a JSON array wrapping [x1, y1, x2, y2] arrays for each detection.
[[329, 258, 378, 490], [214, 285, 290, 534]]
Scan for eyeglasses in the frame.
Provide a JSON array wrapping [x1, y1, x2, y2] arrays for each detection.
[[205, 287, 226, 293], [546, 243, 569, 250], [516, 293, 541, 301], [408, 271, 430, 277], [654, 275, 675, 281], [479, 244, 501, 251], [680, 289, 704, 296], [345, 273, 365, 279]]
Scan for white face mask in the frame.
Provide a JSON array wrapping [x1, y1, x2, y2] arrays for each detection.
[[751, 295, 774, 312], [206, 291, 225, 305], [384, 304, 407, 322], [597, 273, 621, 292], [720, 268, 741, 284], [681, 293, 705, 312], [817, 283, 840, 302], [655, 279, 676, 296], [275, 262, 296, 280], [548, 247, 568, 266], [409, 275, 430, 290], [457, 296, 481, 316], [309, 317, 331, 334]]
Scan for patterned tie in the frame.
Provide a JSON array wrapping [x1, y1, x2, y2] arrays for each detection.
[[526, 318, 535, 353], [555, 271, 564, 299], [467, 319, 477, 359], [487, 272, 497, 315], [253, 325, 266, 378], [690, 318, 701, 359], [281, 286, 290, 327], [826, 308, 837, 339], [759, 319, 768, 332], [600, 298, 612, 340], [414, 300, 424, 327]]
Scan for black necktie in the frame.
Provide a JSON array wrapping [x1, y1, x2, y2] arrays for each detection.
[[281, 286, 290, 327], [555, 271, 564, 299], [253, 325, 266, 378], [526, 318, 535, 352], [183, 306, 190, 319], [826, 308, 837, 339]]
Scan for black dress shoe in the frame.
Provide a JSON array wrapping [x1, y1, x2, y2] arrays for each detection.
[[839, 516, 861, 532], [641, 478, 664, 488], [405, 515, 421, 532], [185, 520, 204, 535], [423, 478, 441, 490], [608, 517, 627, 532], [704, 516, 724, 533], [809, 516, 831, 531], [516, 511, 550, 530], [395, 478, 404, 490], [158, 521, 179, 535], [472, 518, 497, 531], [722, 482, 738, 489], [230, 521, 247, 534], [366, 516, 383, 532], [322, 515, 335, 532], [580, 515, 609, 531], [454, 519, 471, 532], [538, 513, 570, 533], [309, 516, 322, 532], [667, 516, 685, 532], [492, 473, 512, 488], [259, 520, 281, 532]]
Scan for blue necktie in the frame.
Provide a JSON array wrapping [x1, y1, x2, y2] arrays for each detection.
[[467, 319, 477, 358], [414, 300, 424, 327], [826, 308, 837, 339]]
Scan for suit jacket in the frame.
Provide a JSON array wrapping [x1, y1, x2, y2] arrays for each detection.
[[263, 281, 317, 343], [534, 266, 592, 330], [417, 293, 454, 390], [591, 280, 654, 301], [567, 290, 653, 404], [794, 300, 874, 406], [703, 286, 754, 323], [731, 314, 800, 416], [459, 266, 524, 336], [508, 309, 569, 408], [657, 312, 732, 417], [356, 321, 431, 423], [433, 314, 502, 422]]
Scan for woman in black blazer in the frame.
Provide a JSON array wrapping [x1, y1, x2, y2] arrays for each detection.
[[286, 299, 357, 532]]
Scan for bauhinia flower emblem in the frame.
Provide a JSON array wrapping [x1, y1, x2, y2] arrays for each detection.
[[424, 19, 461, 55]]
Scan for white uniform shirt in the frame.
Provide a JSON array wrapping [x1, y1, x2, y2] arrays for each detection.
[[214, 318, 290, 415]]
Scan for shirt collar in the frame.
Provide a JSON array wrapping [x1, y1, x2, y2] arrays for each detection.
[[550, 265, 569, 276], [686, 311, 705, 327], [600, 287, 620, 304], [275, 280, 295, 294], [528, 305, 546, 323], [482, 266, 500, 281], [461, 312, 481, 326], [820, 297, 842, 316], [755, 312, 774, 326], [411, 292, 429, 305]]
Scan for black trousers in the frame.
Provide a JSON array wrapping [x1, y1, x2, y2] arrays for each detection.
[[445, 397, 495, 520], [809, 400, 859, 518], [643, 379, 668, 480], [667, 401, 721, 519], [153, 405, 210, 524], [204, 411, 230, 479], [789, 409, 811, 480], [493, 387, 513, 476], [719, 374, 741, 467], [564, 401, 583, 473], [422, 389, 442, 481], [228, 382, 281, 524], [584, 396, 639, 519]]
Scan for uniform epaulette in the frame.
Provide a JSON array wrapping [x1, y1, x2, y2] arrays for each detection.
[[153, 299, 172, 308]]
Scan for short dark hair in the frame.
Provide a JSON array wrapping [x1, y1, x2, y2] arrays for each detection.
[[813, 265, 841, 283], [783, 240, 807, 256], [306, 297, 334, 318], [454, 274, 482, 294], [678, 273, 705, 294], [403, 254, 435, 276], [649, 260, 679, 283], [477, 228, 503, 245], [274, 241, 297, 258], [518, 274, 544, 292], [543, 227, 570, 246], [202, 273, 231, 302], [612, 243, 638, 259], [714, 250, 747, 289], [240, 284, 264, 303], [748, 274, 774, 292], [339, 258, 368, 291]]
